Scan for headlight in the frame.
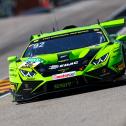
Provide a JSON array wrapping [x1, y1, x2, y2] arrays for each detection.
[[20, 70, 36, 77], [92, 54, 109, 65]]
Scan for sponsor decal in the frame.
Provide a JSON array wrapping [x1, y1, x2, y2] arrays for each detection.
[[54, 82, 73, 89], [49, 65, 59, 70], [19, 58, 44, 68], [27, 58, 44, 63], [53, 71, 76, 80], [49, 61, 79, 70], [58, 53, 70, 62]]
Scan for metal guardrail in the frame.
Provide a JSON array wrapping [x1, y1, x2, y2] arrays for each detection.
[[0, 80, 10, 93]]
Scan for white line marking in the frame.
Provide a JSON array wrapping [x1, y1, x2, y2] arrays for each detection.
[[0, 92, 11, 99]]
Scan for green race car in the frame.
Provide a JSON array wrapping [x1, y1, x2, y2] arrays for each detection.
[[8, 18, 126, 102]]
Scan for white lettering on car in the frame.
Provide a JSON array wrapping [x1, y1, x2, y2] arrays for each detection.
[[49, 61, 78, 70]]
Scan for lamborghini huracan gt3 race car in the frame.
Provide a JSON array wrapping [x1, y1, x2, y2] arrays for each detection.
[[8, 18, 126, 102]]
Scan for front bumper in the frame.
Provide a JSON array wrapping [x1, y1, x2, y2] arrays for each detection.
[[12, 76, 88, 102], [12, 65, 124, 102]]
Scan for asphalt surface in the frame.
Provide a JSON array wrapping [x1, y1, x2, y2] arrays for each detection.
[[1, 85, 126, 126], [1, 0, 126, 126]]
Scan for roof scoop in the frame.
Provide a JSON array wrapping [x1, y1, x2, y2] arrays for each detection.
[[63, 25, 77, 30]]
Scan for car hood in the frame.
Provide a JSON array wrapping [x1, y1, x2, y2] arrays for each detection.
[[19, 42, 110, 68]]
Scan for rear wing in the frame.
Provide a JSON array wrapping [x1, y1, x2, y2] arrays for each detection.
[[100, 18, 125, 28]]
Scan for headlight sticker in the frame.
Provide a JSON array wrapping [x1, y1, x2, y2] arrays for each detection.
[[20, 70, 36, 77], [92, 54, 109, 65]]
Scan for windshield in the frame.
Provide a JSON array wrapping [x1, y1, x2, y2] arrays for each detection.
[[23, 30, 107, 57]]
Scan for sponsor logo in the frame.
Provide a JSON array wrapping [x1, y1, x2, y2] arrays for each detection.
[[49, 65, 59, 70], [19, 58, 43, 68], [54, 82, 73, 89], [58, 54, 69, 62], [27, 58, 44, 63], [53, 71, 76, 80], [60, 55, 68, 59], [49, 61, 79, 70]]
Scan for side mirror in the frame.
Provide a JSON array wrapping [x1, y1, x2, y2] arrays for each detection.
[[116, 35, 126, 41], [8, 56, 17, 62]]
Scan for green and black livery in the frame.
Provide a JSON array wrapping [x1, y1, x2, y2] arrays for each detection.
[[8, 18, 126, 102]]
